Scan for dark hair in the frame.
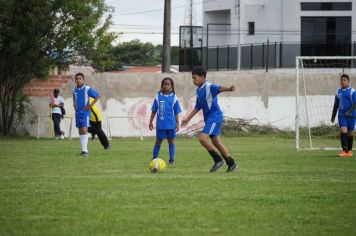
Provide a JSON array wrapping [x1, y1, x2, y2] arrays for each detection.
[[53, 89, 59, 93], [341, 74, 350, 81], [192, 66, 207, 78], [161, 77, 175, 94], [75, 72, 85, 79]]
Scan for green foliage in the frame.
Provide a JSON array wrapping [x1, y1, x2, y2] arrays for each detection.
[[1, 137, 356, 235], [0, 0, 116, 135], [109, 39, 161, 69]]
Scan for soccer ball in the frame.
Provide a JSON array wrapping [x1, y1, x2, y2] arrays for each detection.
[[149, 158, 166, 173]]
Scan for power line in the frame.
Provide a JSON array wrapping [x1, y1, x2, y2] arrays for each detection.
[[114, 0, 214, 16], [116, 30, 356, 36], [116, 0, 163, 14]]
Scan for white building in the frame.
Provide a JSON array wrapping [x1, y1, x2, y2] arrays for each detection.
[[201, 0, 356, 69]]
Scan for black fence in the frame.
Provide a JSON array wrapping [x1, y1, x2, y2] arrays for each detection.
[[179, 41, 356, 72]]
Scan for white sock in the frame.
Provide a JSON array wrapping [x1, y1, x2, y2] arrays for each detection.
[[80, 134, 88, 153]]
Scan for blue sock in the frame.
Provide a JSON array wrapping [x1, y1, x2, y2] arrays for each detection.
[[153, 144, 161, 159], [169, 143, 175, 161]]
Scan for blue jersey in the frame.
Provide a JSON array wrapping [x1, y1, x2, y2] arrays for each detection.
[[151, 92, 182, 129], [73, 84, 100, 117], [335, 86, 356, 116], [195, 81, 223, 123]]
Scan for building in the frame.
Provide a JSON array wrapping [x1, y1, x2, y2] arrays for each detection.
[[179, 0, 356, 71]]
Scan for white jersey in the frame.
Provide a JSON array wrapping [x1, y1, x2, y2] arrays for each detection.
[[49, 96, 64, 114]]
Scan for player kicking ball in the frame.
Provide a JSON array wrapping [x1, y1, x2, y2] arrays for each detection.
[[181, 66, 239, 172]]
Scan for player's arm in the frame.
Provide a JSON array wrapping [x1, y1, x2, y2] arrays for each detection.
[[219, 85, 235, 93], [149, 112, 156, 131], [84, 96, 100, 111], [149, 98, 159, 130], [345, 104, 356, 117], [49, 98, 60, 108], [84, 88, 100, 110], [175, 114, 180, 132], [331, 95, 339, 123], [181, 109, 199, 127], [174, 99, 182, 132], [49, 103, 58, 108], [84, 96, 100, 110], [346, 91, 356, 117], [72, 92, 77, 111]]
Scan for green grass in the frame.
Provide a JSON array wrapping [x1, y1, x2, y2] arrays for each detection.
[[0, 136, 356, 236]]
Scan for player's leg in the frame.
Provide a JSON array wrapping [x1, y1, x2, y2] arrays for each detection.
[[88, 121, 95, 140], [77, 116, 89, 156], [94, 121, 110, 149], [211, 135, 238, 172], [345, 118, 355, 157], [200, 122, 224, 172], [58, 115, 64, 140], [52, 113, 61, 138], [153, 130, 164, 159], [167, 129, 176, 164], [338, 116, 348, 157]]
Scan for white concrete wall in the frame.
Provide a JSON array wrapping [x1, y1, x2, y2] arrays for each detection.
[[24, 70, 345, 138]]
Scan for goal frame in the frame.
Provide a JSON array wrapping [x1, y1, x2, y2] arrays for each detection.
[[295, 56, 356, 150]]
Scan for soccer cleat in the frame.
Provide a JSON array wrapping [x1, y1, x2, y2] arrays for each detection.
[[80, 151, 89, 157], [104, 145, 111, 150], [338, 151, 348, 157], [168, 160, 174, 165], [344, 151, 353, 157], [227, 163, 239, 172], [210, 161, 224, 173], [60, 135, 65, 140]]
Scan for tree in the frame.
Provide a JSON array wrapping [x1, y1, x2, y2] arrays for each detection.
[[0, 0, 116, 136], [110, 40, 161, 69]]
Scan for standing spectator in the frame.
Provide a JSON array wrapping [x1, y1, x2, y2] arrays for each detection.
[[49, 89, 65, 140]]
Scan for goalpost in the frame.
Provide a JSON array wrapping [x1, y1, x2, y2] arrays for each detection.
[[295, 56, 356, 150]]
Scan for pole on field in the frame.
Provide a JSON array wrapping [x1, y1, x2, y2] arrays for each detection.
[[162, 0, 171, 73]]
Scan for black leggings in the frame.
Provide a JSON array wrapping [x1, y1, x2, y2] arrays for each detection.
[[88, 121, 109, 148]]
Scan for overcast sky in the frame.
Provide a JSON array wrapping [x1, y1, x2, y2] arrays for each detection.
[[105, 0, 202, 46]]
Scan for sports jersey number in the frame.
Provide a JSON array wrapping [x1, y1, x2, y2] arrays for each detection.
[[159, 101, 165, 120]]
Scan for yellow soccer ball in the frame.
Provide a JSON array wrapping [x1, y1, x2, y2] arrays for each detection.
[[149, 158, 166, 173]]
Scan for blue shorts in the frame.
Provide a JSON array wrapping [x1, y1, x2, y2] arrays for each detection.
[[202, 121, 222, 137], [339, 116, 356, 131], [156, 129, 176, 140], [76, 116, 90, 128]]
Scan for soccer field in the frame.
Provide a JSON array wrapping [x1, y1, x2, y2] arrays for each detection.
[[0, 136, 355, 236]]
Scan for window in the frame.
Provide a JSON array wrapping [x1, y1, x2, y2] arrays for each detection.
[[248, 22, 255, 35], [301, 17, 351, 56], [301, 2, 352, 11]]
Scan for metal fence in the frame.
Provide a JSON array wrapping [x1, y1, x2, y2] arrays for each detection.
[[179, 41, 356, 72]]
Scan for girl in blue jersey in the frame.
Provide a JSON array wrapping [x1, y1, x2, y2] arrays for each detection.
[[331, 74, 356, 157], [181, 66, 238, 172], [73, 73, 100, 156], [149, 78, 182, 164]]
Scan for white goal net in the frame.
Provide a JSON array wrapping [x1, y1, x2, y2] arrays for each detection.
[[296, 56, 356, 150]]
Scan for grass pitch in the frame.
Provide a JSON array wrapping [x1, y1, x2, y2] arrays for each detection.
[[0, 136, 356, 236]]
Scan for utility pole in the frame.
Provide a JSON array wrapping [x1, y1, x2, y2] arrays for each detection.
[[162, 0, 171, 73]]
